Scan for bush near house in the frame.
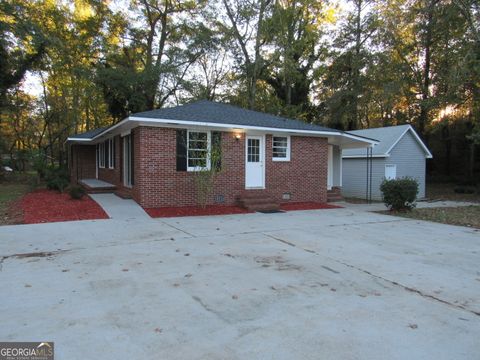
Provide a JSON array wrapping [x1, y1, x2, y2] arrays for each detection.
[[45, 166, 69, 192], [380, 177, 419, 211], [68, 185, 86, 200]]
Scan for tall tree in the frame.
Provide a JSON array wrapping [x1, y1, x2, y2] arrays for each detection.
[[220, 0, 273, 109], [97, 0, 209, 120], [320, 0, 379, 130], [263, 0, 329, 119], [0, 0, 47, 108]]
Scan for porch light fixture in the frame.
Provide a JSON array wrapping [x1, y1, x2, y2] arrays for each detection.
[[234, 133, 242, 140]]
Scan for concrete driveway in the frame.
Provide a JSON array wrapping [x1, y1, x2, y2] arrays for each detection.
[[0, 206, 479, 359]]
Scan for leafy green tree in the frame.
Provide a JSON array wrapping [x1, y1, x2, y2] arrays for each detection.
[[219, 0, 273, 109], [319, 0, 379, 130], [262, 0, 330, 119], [0, 0, 47, 108]]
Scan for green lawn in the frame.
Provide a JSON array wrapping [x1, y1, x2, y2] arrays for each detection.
[[387, 206, 480, 229]]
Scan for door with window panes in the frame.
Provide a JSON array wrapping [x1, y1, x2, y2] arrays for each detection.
[[245, 135, 264, 188]]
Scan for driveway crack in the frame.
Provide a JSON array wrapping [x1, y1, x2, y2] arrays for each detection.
[[192, 295, 230, 324], [333, 259, 480, 317], [263, 232, 480, 317]]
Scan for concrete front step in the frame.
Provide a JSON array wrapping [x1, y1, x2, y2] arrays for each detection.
[[237, 192, 280, 212], [246, 202, 281, 212], [240, 197, 277, 206], [83, 186, 116, 194], [115, 190, 132, 199]]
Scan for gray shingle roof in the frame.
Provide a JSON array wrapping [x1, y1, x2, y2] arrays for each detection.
[[69, 126, 110, 139], [132, 100, 338, 133], [69, 101, 378, 144], [342, 125, 429, 157]]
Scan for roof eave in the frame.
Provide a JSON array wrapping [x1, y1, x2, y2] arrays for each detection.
[[342, 154, 389, 159], [68, 116, 379, 147]]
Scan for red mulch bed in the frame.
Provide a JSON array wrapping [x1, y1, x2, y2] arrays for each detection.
[[145, 205, 253, 218], [279, 202, 342, 211], [17, 189, 109, 224], [145, 202, 341, 218]]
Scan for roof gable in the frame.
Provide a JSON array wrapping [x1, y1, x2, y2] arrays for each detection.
[[342, 125, 432, 158]]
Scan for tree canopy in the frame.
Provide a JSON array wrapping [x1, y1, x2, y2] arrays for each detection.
[[0, 0, 479, 179]]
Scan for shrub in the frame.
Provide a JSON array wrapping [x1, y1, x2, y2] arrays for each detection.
[[47, 177, 69, 192], [380, 177, 419, 211], [68, 185, 86, 200], [45, 166, 70, 192]]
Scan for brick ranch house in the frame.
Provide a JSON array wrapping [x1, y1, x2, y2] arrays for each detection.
[[67, 100, 377, 210]]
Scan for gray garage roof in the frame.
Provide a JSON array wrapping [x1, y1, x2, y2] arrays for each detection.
[[342, 125, 432, 158]]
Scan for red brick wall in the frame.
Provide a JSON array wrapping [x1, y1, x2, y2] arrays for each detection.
[[265, 135, 328, 203], [135, 126, 328, 208], [69, 144, 96, 182]]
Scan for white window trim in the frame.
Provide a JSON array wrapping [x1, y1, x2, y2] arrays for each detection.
[[272, 135, 291, 161], [98, 142, 105, 168], [385, 164, 397, 180], [187, 130, 211, 172], [108, 138, 114, 169]]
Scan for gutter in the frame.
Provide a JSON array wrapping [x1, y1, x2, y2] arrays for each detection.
[[67, 116, 379, 146]]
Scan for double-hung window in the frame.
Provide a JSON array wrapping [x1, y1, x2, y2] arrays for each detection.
[[107, 138, 114, 169], [98, 142, 105, 168], [98, 139, 114, 169], [187, 131, 211, 171], [272, 136, 290, 161]]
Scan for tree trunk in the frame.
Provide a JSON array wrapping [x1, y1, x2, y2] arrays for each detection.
[[418, 0, 438, 137]]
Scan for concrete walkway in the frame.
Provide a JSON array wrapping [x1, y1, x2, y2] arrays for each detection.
[[89, 193, 150, 221]]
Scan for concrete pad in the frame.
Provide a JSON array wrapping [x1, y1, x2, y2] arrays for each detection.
[[0, 207, 479, 359], [79, 178, 115, 188], [89, 193, 150, 220]]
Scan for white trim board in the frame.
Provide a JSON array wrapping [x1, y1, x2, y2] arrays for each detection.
[[341, 125, 432, 159], [67, 116, 379, 147], [385, 125, 433, 159]]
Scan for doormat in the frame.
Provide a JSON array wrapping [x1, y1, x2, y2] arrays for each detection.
[[256, 209, 285, 214]]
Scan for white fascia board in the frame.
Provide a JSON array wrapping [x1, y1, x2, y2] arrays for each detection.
[[341, 132, 379, 145], [342, 154, 388, 159], [71, 116, 378, 146], [128, 116, 379, 144], [66, 137, 93, 142], [385, 125, 433, 159]]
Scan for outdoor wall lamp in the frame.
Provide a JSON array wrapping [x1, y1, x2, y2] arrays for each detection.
[[235, 133, 242, 140]]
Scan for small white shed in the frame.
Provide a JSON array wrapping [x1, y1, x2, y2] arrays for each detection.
[[342, 125, 432, 200]]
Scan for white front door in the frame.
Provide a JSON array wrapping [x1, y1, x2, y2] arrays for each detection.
[[245, 135, 264, 188], [327, 145, 333, 190]]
